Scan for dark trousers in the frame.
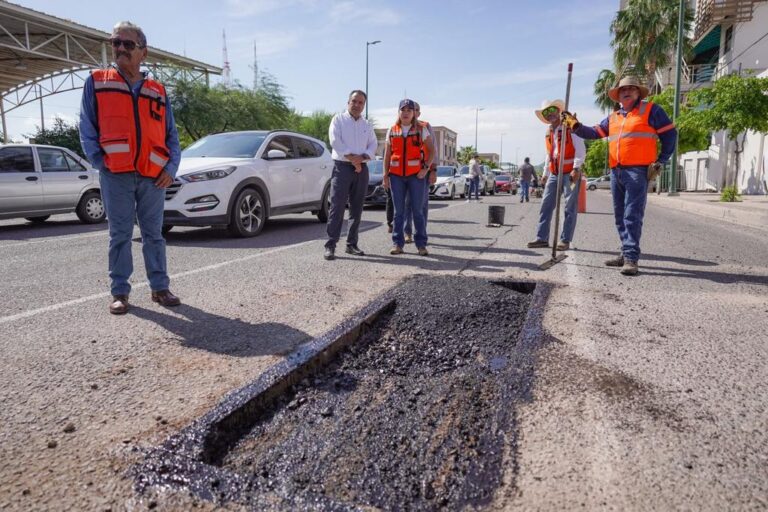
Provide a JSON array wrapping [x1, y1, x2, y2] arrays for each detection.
[[325, 160, 369, 249], [386, 189, 394, 227]]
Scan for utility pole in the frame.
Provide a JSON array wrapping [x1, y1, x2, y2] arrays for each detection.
[[474, 107, 484, 152], [500, 133, 506, 170], [221, 29, 231, 87], [669, 0, 685, 196], [365, 40, 381, 119]]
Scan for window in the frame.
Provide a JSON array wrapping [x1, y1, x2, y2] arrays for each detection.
[[724, 25, 733, 54], [64, 153, 87, 171], [264, 135, 295, 158], [38, 148, 71, 172], [312, 141, 326, 156], [294, 137, 318, 158], [0, 146, 35, 172]]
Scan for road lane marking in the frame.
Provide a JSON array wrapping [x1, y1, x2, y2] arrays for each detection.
[[0, 230, 109, 249], [0, 239, 316, 325]]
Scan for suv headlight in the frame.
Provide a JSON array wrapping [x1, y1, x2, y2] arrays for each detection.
[[182, 166, 236, 182]]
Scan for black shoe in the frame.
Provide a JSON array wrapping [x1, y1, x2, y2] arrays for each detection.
[[324, 247, 335, 260], [345, 245, 365, 256]]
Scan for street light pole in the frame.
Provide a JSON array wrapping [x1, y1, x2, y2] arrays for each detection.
[[474, 107, 484, 152], [515, 147, 520, 169], [500, 133, 506, 170], [365, 40, 381, 120], [668, 0, 684, 196]]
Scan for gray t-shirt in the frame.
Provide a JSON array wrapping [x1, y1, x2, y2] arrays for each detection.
[[519, 163, 535, 183]]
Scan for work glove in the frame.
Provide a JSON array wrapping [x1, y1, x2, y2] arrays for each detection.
[[561, 111, 581, 130], [647, 162, 662, 181]]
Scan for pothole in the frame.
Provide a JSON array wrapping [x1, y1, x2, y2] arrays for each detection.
[[135, 275, 548, 511]]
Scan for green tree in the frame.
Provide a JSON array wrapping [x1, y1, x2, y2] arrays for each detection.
[[687, 74, 768, 189], [293, 110, 334, 147], [582, 139, 608, 178], [649, 87, 709, 154], [593, 69, 617, 112], [456, 145, 476, 165], [610, 0, 692, 89], [28, 117, 85, 157]]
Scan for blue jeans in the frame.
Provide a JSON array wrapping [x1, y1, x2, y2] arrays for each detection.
[[404, 180, 429, 236], [610, 166, 648, 262], [535, 173, 580, 243], [390, 175, 427, 248], [520, 181, 530, 201], [99, 170, 169, 296], [468, 176, 480, 199]]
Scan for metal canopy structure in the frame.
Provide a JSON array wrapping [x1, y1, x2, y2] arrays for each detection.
[[0, 0, 222, 141]]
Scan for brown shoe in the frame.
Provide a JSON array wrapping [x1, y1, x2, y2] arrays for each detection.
[[620, 260, 639, 276], [604, 255, 625, 267], [404, 234, 413, 244], [109, 295, 129, 315], [151, 289, 181, 307], [556, 241, 570, 251], [417, 247, 429, 256], [390, 245, 404, 255], [527, 239, 549, 248]]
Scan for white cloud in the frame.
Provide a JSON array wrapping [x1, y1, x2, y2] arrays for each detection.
[[328, 1, 401, 26], [225, 0, 319, 17], [230, 32, 301, 58]]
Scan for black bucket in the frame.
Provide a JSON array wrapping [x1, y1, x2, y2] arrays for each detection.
[[487, 205, 505, 227]]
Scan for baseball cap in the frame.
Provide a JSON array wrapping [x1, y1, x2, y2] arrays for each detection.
[[399, 99, 415, 110]]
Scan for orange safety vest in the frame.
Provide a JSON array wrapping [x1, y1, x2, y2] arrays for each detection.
[[419, 120, 431, 166], [545, 126, 576, 174], [92, 68, 170, 178], [606, 101, 660, 168], [388, 124, 424, 177]]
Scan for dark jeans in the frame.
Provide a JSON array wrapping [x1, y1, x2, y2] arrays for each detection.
[[610, 166, 648, 262], [99, 169, 168, 296], [325, 160, 369, 249], [386, 188, 394, 227], [520, 180, 530, 201]]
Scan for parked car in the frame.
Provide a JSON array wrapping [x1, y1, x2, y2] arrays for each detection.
[[587, 174, 611, 190], [163, 130, 333, 237], [364, 159, 388, 206], [430, 165, 465, 199], [479, 165, 496, 195], [0, 144, 105, 224], [494, 174, 518, 194]]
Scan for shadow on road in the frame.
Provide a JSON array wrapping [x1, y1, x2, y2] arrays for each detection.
[[335, 250, 541, 273], [639, 267, 768, 286], [130, 304, 312, 357], [576, 248, 719, 267], [0, 218, 106, 241]]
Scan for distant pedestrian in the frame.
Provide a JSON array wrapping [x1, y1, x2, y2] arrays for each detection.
[[518, 157, 535, 203], [79, 21, 181, 315], [467, 156, 481, 202], [403, 101, 436, 244], [383, 99, 434, 256], [527, 99, 585, 252], [324, 90, 378, 260], [562, 76, 677, 275]]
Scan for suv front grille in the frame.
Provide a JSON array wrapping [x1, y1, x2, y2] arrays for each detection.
[[165, 180, 183, 201]]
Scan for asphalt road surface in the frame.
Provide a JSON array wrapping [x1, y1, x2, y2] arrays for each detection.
[[1, 189, 766, 511]]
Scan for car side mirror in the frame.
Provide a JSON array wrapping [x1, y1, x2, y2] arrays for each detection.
[[265, 149, 287, 160]]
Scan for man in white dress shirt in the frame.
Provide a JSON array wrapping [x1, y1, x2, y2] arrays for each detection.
[[324, 90, 378, 260]]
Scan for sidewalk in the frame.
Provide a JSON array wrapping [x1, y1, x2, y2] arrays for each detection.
[[645, 191, 768, 233]]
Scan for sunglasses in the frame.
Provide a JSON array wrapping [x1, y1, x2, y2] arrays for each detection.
[[541, 106, 560, 117], [110, 38, 142, 51]]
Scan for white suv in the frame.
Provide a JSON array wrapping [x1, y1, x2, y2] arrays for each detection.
[[163, 130, 333, 237]]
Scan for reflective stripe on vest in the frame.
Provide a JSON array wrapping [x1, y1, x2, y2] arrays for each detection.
[[608, 101, 658, 168], [92, 68, 170, 178]]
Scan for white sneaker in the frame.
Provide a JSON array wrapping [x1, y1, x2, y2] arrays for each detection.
[[466, 199, 471, 203]]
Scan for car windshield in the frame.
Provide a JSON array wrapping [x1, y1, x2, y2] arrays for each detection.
[[496, 175, 510, 181], [459, 165, 469, 175], [436, 166, 455, 177], [182, 132, 267, 158], [368, 160, 384, 175]]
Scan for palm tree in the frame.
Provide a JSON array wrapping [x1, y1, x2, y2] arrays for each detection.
[[610, 0, 692, 89], [593, 69, 617, 112]]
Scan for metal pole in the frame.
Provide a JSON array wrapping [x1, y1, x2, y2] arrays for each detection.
[[39, 85, 45, 132], [500, 133, 504, 169], [0, 97, 7, 143], [669, 0, 685, 196], [365, 43, 369, 119], [474, 107, 483, 151], [550, 63, 574, 261]]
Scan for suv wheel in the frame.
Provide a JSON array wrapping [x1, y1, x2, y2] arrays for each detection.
[[489, 184, 495, 195], [76, 191, 106, 224], [228, 188, 266, 237], [25, 216, 50, 223], [316, 183, 330, 223]]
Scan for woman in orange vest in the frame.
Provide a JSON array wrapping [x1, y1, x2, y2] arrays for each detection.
[[563, 76, 677, 276], [383, 99, 435, 256]]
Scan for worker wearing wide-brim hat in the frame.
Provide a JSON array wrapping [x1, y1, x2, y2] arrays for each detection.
[[527, 99, 586, 252], [561, 76, 677, 276]]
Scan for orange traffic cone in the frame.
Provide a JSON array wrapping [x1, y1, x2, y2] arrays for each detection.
[[578, 175, 587, 213]]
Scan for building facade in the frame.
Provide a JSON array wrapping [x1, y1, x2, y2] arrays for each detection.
[[374, 125, 459, 166]]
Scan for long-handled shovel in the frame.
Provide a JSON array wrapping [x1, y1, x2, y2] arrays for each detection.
[[539, 62, 574, 271]]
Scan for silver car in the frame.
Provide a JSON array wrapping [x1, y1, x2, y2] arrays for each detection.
[[0, 144, 105, 224]]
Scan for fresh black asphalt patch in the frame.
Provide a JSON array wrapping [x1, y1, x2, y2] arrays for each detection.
[[135, 275, 549, 511]]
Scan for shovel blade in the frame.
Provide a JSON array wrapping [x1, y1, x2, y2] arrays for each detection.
[[538, 254, 568, 271]]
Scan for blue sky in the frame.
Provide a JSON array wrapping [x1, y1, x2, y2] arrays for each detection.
[[9, 0, 619, 164]]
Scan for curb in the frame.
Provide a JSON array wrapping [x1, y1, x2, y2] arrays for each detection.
[[646, 194, 768, 233]]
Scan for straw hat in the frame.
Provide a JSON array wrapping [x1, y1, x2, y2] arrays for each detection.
[[535, 99, 565, 124], [608, 76, 650, 102]]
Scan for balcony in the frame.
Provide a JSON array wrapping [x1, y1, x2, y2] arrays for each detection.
[[655, 62, 718, 90], [694, 0, 764, 41]]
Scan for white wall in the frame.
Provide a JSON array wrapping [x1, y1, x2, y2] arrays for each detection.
[[718, 3, 768, 76]]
